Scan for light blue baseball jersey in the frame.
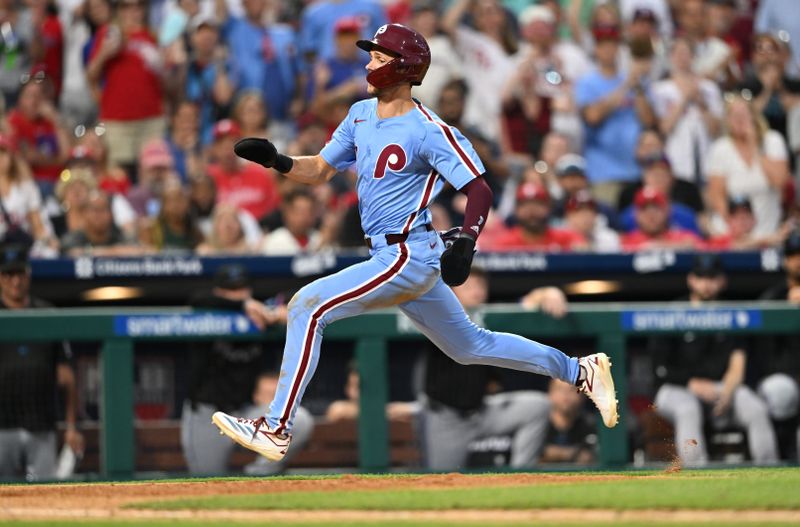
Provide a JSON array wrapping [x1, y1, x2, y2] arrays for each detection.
[[320, 98, 486, 237]]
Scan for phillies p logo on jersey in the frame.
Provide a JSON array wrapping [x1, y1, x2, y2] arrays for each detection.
[[373, 144, 407, 179]]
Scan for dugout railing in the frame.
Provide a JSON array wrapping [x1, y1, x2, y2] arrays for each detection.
[[0, 301, 798, 479]]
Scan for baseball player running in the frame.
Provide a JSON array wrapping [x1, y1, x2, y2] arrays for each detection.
[[212, 24, 618, 462]]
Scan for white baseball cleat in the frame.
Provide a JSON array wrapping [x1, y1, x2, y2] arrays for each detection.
[[212, 411, 291, 461], [577, 353, 619, 428]]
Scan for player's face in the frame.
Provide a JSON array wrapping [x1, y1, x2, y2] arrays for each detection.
[[0, 269, 30, 304], [366, 50, 395, 94], [687, 274, 725, 301], [785, 253, 800, 282]]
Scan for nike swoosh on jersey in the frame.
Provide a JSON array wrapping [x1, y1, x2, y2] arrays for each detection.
[[354, 119, 367, 123]]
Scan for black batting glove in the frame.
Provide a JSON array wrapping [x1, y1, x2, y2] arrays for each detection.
[[440, 232, 476, 287], [234, 137, 294, 173]]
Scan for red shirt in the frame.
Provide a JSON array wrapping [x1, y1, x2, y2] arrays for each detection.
[[208, 162, 281, 220], [89, 26, 163, 120], [483, 225, 586, 252], [7, 109, 62, 182], [621, 229, 705, 251], [37, 14, 63, 98]]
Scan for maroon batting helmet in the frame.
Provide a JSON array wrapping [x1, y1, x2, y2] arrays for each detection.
[[357, 23, 431, 88]]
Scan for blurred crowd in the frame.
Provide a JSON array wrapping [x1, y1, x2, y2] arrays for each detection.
[[1, 0, 800, 258]]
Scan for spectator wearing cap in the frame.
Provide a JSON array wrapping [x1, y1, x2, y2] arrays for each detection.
[[0, 134, 56, 255], [620, 7, 668, 83], [0, 244, 84, 481], [706, 93, 790, 238], [308, 16, 369, 117], [756, 0, 800, 79], [707, 196, 795, 250], [550, 153, 618, 228], [260, 188, 324, 255], [618, 152, 703, 235], [60, 189, 143, 257], [649, 253, 778, 466], [6, 71, 70, 195], [650, 37, 724, 184], [501, 4, 591, 155], [127, 139, 178, 218], [408, 2, 463, 113], [737, 32, 800, 139], [575, 20, 656, 206], [756, 230, 800, 459], [87, 0, 167, 172], [562, 190, 620, 252], [620, 187, 704, 251], [298, 0, 387, 63], [442, 0, 522, 142], [218, 0, 303, 123], [618, 0, 673, 44], [206, 119, 281, 222], [176, 15, 236, 146], [483, 182, 587, 252]]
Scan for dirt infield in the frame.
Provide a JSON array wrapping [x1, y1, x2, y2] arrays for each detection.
[[1, 473, 798, 524]]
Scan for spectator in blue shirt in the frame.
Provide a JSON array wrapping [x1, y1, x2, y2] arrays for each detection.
[[219, 0, 304, 122], [180, 16, 236, 146], [575, 23, 655, 206], [308, 17, 369, 116], [299, 0, 387, 62]]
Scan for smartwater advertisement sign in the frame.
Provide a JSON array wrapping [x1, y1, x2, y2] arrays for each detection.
[[621, 309, 762, 332], [113, 314, 259, 337]]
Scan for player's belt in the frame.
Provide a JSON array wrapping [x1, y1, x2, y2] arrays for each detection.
[[365, 224, 434, 250]]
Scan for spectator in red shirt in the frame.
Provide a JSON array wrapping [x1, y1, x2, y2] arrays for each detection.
[[86, 0, 166, 173], [206, 119, 280, 222], [29, 1, 63, 99], [621, 187, 705, 251], [707, 196, 793, 250], [483, 182, 587, 252], [7, 72, 70, 195]]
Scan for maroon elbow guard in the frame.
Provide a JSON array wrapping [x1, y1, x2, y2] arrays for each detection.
[[460, 177, 493, 239]]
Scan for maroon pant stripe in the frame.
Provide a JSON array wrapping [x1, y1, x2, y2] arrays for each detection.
[[276, 244, 410, 433]]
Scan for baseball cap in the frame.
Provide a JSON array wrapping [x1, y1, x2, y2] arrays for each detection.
[[639, 152, 671, 169], [555, 154, 586, 178], [634, 186, 668, 209], [0, 245, 30, 274], [214, 264, 251, 290], [191, 15, 219, 33], [139, 139, 174, 170], [632, 7, 658, 23], [690, 253, 724, 278], [591, 23, 621, 42], [519, 5, 556, 26], [334, 16, 363, 34], [728, 195, 753, 213], [516, 182, 550, 203], [212, 119, 242, 141], [784, 229, 800, 256], [565, 190, 597, 213]]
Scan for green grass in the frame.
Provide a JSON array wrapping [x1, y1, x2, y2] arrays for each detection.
[[3, 523, 800, 527], [133, 468, 800, 511]]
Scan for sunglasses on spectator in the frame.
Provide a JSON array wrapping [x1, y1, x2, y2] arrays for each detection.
[[74, 123, 107, 138], [754, 42, 780, 54], [723, 89, 753, 103], [19, 71, 46, 86]]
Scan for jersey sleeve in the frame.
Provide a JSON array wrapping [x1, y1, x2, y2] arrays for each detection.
[[420, 122, 485, 190], [320, 110, 356, 170]]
